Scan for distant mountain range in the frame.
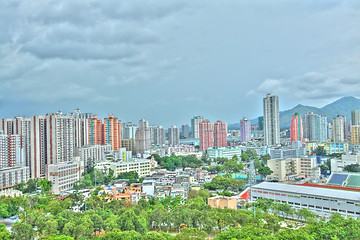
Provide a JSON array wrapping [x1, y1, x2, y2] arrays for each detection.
[[228, 96, 360, 130]]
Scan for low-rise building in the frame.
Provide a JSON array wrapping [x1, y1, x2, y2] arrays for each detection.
[[95, 158, 153, 178], [142, 179, 155, 197], [207, 148, 245, 159], [116, 159, 151, 177], [323, 142, 349, 155], [208, 195, 238, 210], [48, 161, 83, 194], [251, 182, 360, 218], [331, 153, 360, 172]]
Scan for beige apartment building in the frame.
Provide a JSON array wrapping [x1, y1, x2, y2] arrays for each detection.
[[208, 196, 238, 210], [267, 157, 320, 181]]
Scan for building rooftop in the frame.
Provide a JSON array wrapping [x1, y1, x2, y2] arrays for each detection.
[[253, 182, 360, 202]]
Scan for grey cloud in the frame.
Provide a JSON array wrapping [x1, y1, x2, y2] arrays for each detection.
[[0, 0, 186, 61], [0, 45, 40, 80], [0, 0, 360, 127], [22, 41, 140, 60], [339, 78, 360, 85], [250, 71, 360, 101]]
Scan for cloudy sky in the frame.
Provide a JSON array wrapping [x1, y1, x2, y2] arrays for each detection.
[[0, 0, 359, 127]]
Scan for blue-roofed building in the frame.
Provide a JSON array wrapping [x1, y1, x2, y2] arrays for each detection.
[[327, 172, 360, 188]]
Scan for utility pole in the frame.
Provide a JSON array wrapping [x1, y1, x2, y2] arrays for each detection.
[[249, 158, 257, 218]]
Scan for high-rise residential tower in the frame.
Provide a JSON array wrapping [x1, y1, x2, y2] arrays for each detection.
[[0, 134, 29, 190], [135, 119, 151, 154], [104, 115, 122, 151], [168, 125, 180, 146], [181, 124, 190, 138], [0, 134, 25, 168], [327, 123, 333, 141], [69, 110, 92, 148], [46, 113, 75, 165], [214, 121, 227, 148], [333, 115, 347, 142], [0, 119, 14, 135], [30, 116, 48, 178], [88, 116, 105, 145], [240, 117, 252, 142], [351, 110, 360, 144], [352, 110, 360, 126], [122, 122, 138, 139], [258, 116, 264, 130], [263, 94, 280, 146], [191, 116, 204, 138], [290, 113, 303, 143], [13, 117, 31, 168], [150, 125, 165, 145], [302, 112, 328, 143], [199, 120, 214, 151]]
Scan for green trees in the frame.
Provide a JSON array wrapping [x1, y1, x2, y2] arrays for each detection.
[[215, 226, 274, 240], [100, 229, 142, 240], [223, 157, 244, 173], [257, 166, 273, 178], [344, 164, 360, 172], [0, 196, 27, 218], [116, 171, 139, 185], [0, 223, 11, 240], [74, 167, 118, 190], [117, 209, 147, 234], [144, 232, 174, 240], [14, 179, 38, 194], [241, 149, 258, 162], [318, 164, 329, 174], [313, 146, 326, 156], [203, 175, 245, 191], [153, 154, 204, 171], [38, 179, 52, 192], [148, 205, 167, 230], [174, 228, 207, 240], [11, 222, 34, 240], [5, 185, 360, 240]]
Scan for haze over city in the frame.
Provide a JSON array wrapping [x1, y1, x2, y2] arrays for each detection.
[[1, 0, 360, 127]]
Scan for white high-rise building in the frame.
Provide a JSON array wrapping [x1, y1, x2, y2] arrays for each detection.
[[240, 117, 252, 142], [327, 123, 333, 141], [191, 116, 204, 139], [333, 115, 347, 142], [68, 109, 92, 148], [135, 119, 151, 154], [0, 134, 29, 190], [46, 113, 75, 165], [122, 122, 138, 139], [73, 118, 89, 148], [0, 119, 15, 135], [263, 94, 280, 146], [302, 112, 328, 143], [30, 116, 48, 178], [11, 117, 31, 168], [168, 125, 180, 146], [150, 125, 165, 145]]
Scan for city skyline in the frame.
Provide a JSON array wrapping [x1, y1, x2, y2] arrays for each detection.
[[0, 1, 360, 127], [0, 94, 358, 130]]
